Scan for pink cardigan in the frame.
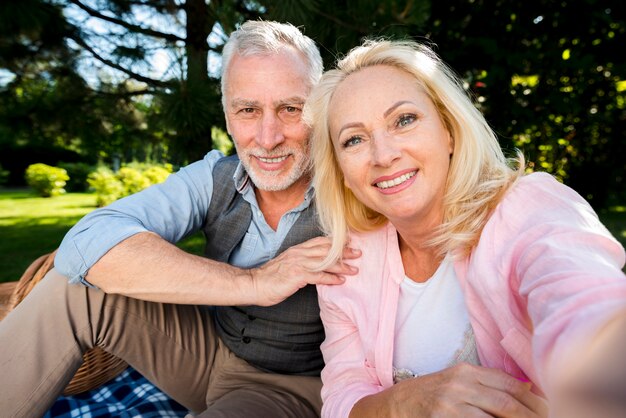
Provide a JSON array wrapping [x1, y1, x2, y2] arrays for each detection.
[[317, 173, 626, 418]]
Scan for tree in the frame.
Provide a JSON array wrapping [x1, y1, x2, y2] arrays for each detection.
[[275, 0, 625, 208], [0, 0, 255, 170], [1, 0, 623, 208], [424, 0, 626, 208]]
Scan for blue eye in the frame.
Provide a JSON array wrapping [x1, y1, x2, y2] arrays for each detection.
[[343, 136, 362, 148], [397, 114, 416, 127]]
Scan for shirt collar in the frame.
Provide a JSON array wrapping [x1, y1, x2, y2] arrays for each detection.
[[233, 161, 250, 193]]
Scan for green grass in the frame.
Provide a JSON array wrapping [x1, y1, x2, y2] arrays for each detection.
[[0, 188, 203, 283], [0, 188, 625, 283]]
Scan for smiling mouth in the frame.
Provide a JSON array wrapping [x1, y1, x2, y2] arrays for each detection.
[[375, 170, 417, 189], [257, 155, 288, 163]]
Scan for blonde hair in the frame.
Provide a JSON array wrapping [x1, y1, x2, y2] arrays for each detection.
[[304, 40, 524, 268]]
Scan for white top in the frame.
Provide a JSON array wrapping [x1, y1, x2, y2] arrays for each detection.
[[393, 254, 480, 382]]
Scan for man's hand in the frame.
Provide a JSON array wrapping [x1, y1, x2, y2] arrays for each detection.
[[350, 363, 548, 418], [249, 236, 360, 307]]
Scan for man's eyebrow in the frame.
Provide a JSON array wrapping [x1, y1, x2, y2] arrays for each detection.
[[230, 99, 260, 108], [275, 97, 306, 106]]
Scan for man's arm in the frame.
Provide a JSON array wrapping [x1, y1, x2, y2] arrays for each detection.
[[87, 232, 357, 306], [56, 151, 357, 306], [55, 151, 223, 285]]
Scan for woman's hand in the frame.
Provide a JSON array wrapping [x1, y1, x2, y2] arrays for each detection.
[[552, 309, 626, 418], [349, 363, 548, 418]]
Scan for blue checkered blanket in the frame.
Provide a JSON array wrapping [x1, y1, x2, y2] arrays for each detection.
[[44, 367, 189, 417]]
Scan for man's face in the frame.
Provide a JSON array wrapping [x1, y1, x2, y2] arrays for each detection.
[[224, 49, 312, 192]]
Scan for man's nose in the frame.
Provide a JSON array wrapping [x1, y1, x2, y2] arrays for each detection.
[[256, 113, 285, 150]]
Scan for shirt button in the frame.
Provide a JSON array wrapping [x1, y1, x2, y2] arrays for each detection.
[[247, 315, 256, 321], [242, 336, 251, 344]]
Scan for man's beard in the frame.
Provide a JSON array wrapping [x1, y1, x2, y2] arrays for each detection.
[[238, 145, 310, 192]]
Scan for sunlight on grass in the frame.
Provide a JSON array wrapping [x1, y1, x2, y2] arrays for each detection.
[[0, 190, 96, 221], [0, 189, 96, 282], [0, 188, 203, 283]]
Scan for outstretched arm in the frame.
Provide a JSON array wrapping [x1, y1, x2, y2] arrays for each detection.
[[551, 308, 626, 418]]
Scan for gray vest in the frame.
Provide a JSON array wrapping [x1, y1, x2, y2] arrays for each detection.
[[203, 155, 324, 376]]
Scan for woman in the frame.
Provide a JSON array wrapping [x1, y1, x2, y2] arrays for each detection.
[[304, 40, 626, 418]]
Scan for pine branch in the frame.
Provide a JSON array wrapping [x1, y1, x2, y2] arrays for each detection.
[[68, 0, 185, 43], [96, 89, 158, 97], [69, 33, 171, 88]]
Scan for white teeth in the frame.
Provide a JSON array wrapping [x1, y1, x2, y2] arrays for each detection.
[[376, 171, 417, 189], [258, 156, 288, 163]]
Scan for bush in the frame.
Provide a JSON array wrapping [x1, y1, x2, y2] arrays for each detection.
[[25, 163, 69, 197], [59, 162, 95, 192], [142, 165, 172, 184], [88, 162, 173, 207], [117, 167, 151, 195], [87, 167, 124, 207]]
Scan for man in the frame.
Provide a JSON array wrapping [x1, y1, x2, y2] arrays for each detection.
[[0, 20, 546, 418], [1, 21, 354, 418]]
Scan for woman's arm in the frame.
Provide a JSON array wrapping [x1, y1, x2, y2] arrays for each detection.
[[318, 289, 547, 418], [502, 174, 626, 392], [317, 294, 385, 418], [350, 364, 546, 418], [551, 309, 626, 418]]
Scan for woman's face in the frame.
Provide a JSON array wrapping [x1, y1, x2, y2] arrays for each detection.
[[328, 65, 453, 227]]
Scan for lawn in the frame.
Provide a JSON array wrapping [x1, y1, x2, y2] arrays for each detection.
[[0, 188, 204, 283], [1, 188, 625, 283]]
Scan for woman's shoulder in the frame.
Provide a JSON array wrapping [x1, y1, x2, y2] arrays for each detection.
[[480, 171, 608, 247], [497, 172, 596, 222], [348, 222, 395, 248], [318, 223, 401, 300]]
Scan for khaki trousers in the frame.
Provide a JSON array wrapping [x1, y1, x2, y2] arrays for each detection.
[[0, 269, 322, 418]]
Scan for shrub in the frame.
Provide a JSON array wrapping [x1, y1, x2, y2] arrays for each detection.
[[87, 167, 124, 207], [142, 165, 172, 184], [88, 162, 173, 207], [25, 163, 69, 197], [117, 167, 151, 195]]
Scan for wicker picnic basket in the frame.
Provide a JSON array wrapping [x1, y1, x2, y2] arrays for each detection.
[[7, 250, 128, 396]]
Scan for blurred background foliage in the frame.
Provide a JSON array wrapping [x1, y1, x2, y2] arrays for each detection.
[[0, 0, 624, 209]]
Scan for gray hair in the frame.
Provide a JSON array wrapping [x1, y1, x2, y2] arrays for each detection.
[[221, 20, 323, 109]]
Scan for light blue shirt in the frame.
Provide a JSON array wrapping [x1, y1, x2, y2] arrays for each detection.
[[55, 150, 315, 286]]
